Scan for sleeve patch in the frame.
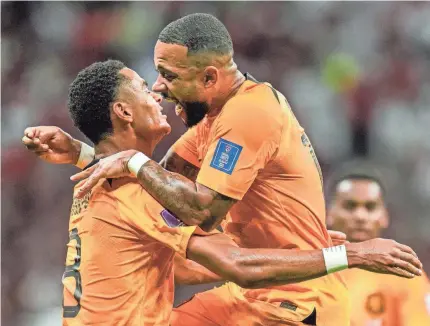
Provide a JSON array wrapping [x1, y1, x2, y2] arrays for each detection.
[[160, 209, 185, 228], [209, 138, 243, 175]]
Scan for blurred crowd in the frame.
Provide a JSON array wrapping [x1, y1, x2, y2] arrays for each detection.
[[2, 2, 430, 325]]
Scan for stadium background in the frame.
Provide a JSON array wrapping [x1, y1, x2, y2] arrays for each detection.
[[2, 2, 430, 325]]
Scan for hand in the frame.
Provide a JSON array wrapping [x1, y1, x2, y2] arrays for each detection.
[[346, 238, 423, 278], [70, 149, 138, 198], [328, 230, 349, 246], [22, 126, 82, 164]]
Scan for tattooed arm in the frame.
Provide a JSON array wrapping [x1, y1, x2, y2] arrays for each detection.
[[139, 149, 236, 230], [72, 149, 236, 231]]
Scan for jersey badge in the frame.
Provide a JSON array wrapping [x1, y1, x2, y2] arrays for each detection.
[[210, 138, 242, 175]]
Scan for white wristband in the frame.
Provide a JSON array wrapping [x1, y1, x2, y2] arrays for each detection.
[[75, 142, 95, 169], [322, 245, 349, 274], [127, 152, 150, 177]]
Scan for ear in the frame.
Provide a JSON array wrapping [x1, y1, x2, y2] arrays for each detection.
[[112, 101, 133, 123], [326, 210, 334, 228], [203, 66, 218, 88], [379, 205, 389, 229]]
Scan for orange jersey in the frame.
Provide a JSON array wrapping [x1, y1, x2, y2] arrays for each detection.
[[62, 177, 197, 326], [343, 269, 430, 326], [171, 75, 349, 324]]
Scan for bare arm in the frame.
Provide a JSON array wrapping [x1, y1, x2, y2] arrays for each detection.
[[22, 126, 235, 230], [139, 150, 237, 230], [186, 234, 423, 289], [174, 253, 223, 285]]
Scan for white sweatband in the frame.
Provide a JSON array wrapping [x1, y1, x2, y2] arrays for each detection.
[[322, 245, 349, 274], [127, 152, 150, 177], [75, 142, 95, 169]]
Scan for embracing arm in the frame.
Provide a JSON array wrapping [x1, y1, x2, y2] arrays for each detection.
[[22, 125, 234, 231], [186, 234, 423, 289], [137, 150, 236, 230], [174, 253, 223, 285]]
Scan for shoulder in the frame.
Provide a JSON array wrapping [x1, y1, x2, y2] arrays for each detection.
[[217, 84, 284, 132]]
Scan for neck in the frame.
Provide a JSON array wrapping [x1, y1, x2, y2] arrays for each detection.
[[208, 64, 246, 117], [94, 133, 154, 160]]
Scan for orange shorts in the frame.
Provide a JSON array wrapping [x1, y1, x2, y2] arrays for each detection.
[[170, 283, 346, 326]]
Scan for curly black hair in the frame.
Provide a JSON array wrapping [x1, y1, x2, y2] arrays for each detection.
[[158, 13, 233, 56], [68, 59, 126, 144]]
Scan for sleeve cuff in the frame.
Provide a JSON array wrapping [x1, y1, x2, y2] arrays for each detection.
[[196, 173, 246, 201], [176, 225, 198, 258], [171, 146, 201, 168], [75, 142, 95, 169]]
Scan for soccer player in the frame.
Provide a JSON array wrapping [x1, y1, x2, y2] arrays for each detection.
[[327, 164, 430, 326], [22, 14, 423, 325]]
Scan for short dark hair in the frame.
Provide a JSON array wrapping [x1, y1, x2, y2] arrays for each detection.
[[326, 161, 386, 202], [68, 60, 126, 144], [158, 13, 233, 56]]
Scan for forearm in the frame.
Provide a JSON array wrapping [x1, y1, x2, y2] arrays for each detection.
[[174, 254, 223, 285], [186, 234, 358, 289], [190, 245, 329, 289], [137, 161, 211, 226]]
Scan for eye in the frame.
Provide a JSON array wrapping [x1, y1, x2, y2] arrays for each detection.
[[342, 201, 357, 211], [161, 71, 175, 82], [365, 202, 377, 212]]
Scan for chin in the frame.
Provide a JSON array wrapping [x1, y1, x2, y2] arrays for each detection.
[[349, 232, 372, 242], [161, 123, 172, 135]]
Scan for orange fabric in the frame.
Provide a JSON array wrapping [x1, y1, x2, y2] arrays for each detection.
[[171, 282, 348, 326], [343, 269, 430, 326], [172, 80, 350, 325], [62, 178, 197, 326], [170, 126, 201, 168]]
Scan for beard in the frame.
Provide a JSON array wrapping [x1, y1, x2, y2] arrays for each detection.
[[181, 101, 210, 128]]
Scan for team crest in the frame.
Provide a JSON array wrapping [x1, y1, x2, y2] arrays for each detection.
[[365, 292, 385, 316], [210, 138, 242, 175]]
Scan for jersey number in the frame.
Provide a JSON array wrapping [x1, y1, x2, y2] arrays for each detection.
[[62, 228, 82, 318], [301, 133, 323, 185], [269, 85, 324, 185]]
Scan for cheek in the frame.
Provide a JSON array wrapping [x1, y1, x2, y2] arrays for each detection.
[[336, 211, 354, 227], [173, 83, 199, 101]]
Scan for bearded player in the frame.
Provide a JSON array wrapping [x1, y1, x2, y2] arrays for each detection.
[[327, 164, 430, 326], [22, 14, 424, 326], [59, 59, 425, 325]]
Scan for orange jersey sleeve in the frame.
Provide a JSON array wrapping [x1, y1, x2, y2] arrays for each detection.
[[196, 90, 283, 200]]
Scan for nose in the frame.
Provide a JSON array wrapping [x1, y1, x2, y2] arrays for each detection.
[[150, 91, 163, 104], [352, 206, 368, 223], [152, 75, 167, 93]]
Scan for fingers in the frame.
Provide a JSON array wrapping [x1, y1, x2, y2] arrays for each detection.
[[24, 127, 39, 139], [386, 266, 416, 279], [393, 249, 423, 271], [395, 242, 418, 258], [70, 164, 97, 181], [22, 136, 50, 152], [71, 164, 104, 199], [328, 230, 347, 241], [75, 171, 105, 198], [391, 258, 422, 277]]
